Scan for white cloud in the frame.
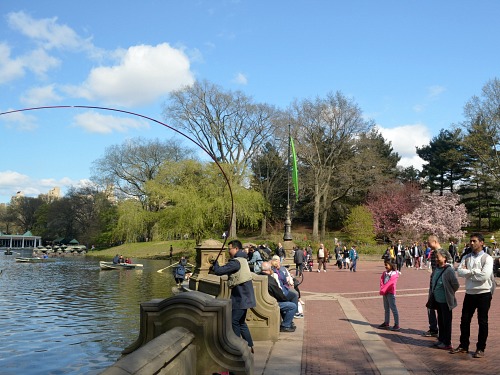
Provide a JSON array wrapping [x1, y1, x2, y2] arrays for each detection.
[[0, 170, 89, 203], [72, 111, 149, 134], [0, 171, 31, 188], [0, 109, 38, 131], [428, 85, 446, 99], [7, 11, 98, 54], [21, 84, 62, 106], [0, 43, 25, 84], [232, 72, 248, 85], [376, 123, 431, 170], [65, 43, 195, 107], [22, 48, 61, 78]]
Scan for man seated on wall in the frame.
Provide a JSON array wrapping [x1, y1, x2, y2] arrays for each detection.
[[260, 261, 297, 332], [270, 256, 299, 308]]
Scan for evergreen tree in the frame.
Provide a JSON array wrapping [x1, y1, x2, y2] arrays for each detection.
[[416, 128, 467, 195]]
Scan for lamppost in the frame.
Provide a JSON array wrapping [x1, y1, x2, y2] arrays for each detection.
[[283, 123, 293, 242]]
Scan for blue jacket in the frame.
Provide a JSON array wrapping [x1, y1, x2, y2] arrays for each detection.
[[213, 250, 256, 310]]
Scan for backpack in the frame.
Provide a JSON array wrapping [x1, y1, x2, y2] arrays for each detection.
[[257, 246, 271, 261]]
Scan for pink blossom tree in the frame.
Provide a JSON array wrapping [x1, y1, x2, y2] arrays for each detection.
[[400, 192, 469, 241], [365, 183, 421, 240]]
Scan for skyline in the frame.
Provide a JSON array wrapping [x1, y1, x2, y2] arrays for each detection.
[[1, 1, 500, 203]]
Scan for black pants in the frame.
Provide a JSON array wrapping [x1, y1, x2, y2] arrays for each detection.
[[436, 301, 453, 346], [396, 255, 404, 272], [459, 292, 492, 351]]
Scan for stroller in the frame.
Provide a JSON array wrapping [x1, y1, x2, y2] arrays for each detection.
[[306, 253, 314, 272]]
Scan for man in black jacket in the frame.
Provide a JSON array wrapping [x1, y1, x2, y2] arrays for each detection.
[[260, 261, 297, 332]]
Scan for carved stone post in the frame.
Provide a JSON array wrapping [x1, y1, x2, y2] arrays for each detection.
[[188, 239, 225, 295]]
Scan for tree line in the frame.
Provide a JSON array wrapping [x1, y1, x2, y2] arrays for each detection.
[[1, 78, 499, 247]]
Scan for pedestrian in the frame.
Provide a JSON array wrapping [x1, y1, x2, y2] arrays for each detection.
[[342, 246, 350, 269], [395, 240, 404, 273], [293, 246, 305, 276], [317, 243, 328, 272], [450, 233, 494, 358], [276, 242, 286, 263], [428, 248, 459, 350], [378, 259, 400, 331], [349, 245, 359, 272], [422, 236, 440, 338], [211, 239, 256, 353]]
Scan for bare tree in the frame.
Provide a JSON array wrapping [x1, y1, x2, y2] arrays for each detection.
[[163, 80, 279, 237], [91, 137, 193, 211], [289, 91, 373, 241]]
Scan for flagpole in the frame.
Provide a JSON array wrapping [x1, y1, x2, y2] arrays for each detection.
[[283, 124, 292, 242]]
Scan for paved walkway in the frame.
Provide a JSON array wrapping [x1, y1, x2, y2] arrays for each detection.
[[254, 260, 500, 375]]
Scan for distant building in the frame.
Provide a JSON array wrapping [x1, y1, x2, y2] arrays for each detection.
[[0, 230, 42, 249], [47, 187, 61, 200]]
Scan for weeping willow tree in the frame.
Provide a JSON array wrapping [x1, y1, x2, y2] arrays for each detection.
[[143, 159, 266, 243]]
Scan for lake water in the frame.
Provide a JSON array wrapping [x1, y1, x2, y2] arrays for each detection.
[[0, 253, 177, 374]]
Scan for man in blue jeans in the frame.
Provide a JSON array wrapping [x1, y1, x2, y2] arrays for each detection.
[[260, 261, 297, 332]]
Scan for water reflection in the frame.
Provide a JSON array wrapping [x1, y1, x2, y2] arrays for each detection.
[[0, 254, 176, 374]]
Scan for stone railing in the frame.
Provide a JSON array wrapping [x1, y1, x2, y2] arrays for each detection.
[[101, 326, 196, 375], [188, 239, 280, 342], [106, 291, 253, 375], [103, 239, 281, 374]]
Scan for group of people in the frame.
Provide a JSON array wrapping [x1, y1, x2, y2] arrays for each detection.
[[210, 240, 307, 354], [379, 233, 494, 358], [112, 254, 132, 264], [291, 243, 359, 274]]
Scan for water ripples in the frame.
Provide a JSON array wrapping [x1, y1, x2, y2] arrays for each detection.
[[0, 255, 175, 374]]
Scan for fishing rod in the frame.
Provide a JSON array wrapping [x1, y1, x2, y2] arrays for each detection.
[[0, 106, 236, 271]]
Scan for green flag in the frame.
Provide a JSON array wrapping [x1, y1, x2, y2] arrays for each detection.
[[290, 136, 299, 201]]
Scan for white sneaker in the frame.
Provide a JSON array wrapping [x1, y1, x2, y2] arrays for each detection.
[[317, 269, 320, 272], [323, 270, 326, 272]]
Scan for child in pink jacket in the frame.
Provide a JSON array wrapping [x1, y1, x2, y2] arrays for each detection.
[[378, 260, 400, 331]]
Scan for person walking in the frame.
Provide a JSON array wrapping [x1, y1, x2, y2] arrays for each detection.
[[395, 240, 404, 273], [429, 248, 459, 350], [317, 243, 328, 272], [349, 245, 359, 272], [293, 247, 305, 276], [378, 259, 400, 331], [450, 233, 494, 358], [211, 239, 256, 353]]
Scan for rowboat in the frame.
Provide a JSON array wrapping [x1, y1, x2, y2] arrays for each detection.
[[15, 257, 56, 263], [99, 261, 144, 270]]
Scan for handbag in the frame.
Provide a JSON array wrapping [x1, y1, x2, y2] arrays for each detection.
[[426, 293, 438, 310], [425, 265, 447, 310]]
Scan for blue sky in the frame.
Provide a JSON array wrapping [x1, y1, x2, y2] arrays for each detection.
[[1, 0, 499, 203]]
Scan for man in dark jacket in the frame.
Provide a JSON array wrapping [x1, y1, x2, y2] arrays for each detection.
[[293, 247, 305, 276], [212, 239, 256, 352], [260, 261, 297, 332]]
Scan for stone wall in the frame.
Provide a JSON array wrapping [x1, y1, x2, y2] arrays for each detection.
[[119, 291, 253, 375]]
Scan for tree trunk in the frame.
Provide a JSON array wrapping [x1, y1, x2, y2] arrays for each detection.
[[260, 214, 267, 236], [321, 208, 328, 241], [320, 189, 329, 240], [312, 181, 320, 241], [230, 209, 237, 238]]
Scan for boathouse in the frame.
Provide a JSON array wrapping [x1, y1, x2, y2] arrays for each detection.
[[0, 231, 42, 249]]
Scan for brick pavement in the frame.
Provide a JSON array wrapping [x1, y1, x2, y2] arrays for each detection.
[[298, 260, 500, 375]]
